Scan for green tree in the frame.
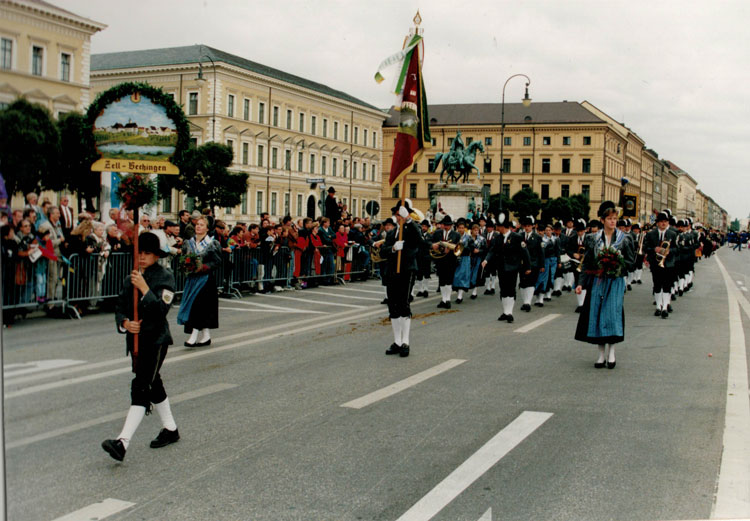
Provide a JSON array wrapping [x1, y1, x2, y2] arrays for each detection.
[[0, 99, 60, 196], [511, 187, 542, 220], [730, 219, 740, 232], [175, 142, 248, 213], [488, 192, 514, 217], [57, 112, 100, 211], [569, 193, 591, 220], [541, 197, 573, 224]]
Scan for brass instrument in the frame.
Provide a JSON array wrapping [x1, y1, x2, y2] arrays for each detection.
[[576, 246, 586, 273], [637, 231, 646, 256], [656, 240, 670, 268], [371, 239, 385, 263], [430, 241, 463, 259]]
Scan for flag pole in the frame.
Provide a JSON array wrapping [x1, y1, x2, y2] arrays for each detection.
[[396, 178, 406, 274]]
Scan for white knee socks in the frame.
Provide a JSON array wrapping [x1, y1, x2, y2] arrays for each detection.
[[153, 398, 177, 431], [401, 318, 411, 345], [457, 289, 464, 300], [391, 317, 403, 346], [187, 329, 199, 344], [502, 297, 515, 316], [198, 328, 210, 343], [117, 405, 146, 449], [607, 344, 616, 363], [441, 285, 452, 302], [597, 345, 606, 364]]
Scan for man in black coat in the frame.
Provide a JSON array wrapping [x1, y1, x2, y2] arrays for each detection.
[[325, 186, 341, 224], [413, 219, 433, 298], [380, 200, 424, 357], [431, 215, 460, 309], [643, 211, 678, 318], [566, 218, 588, 312], [518, 216, 544, 312], [102, 233, 179, 462], [482, 211, 530, 323]]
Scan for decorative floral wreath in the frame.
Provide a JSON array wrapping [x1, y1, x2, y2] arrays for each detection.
[[117, 174, 157, 210]]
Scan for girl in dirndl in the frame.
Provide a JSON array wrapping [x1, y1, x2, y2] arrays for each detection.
[[178, 216, 221, 347], [574, 201, 635, 369], [451, 220, 474, 304]]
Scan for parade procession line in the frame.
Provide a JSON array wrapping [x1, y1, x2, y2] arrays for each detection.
[[394, 411, 553, 521], [50, 498, 135, 521], [5, 383, 237, 450], [712, 257, 750, 519], [340, 359, 467, 409]]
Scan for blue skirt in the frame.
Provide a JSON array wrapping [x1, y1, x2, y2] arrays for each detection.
[[452, 256, 472, 290], [574, 276, 625, 344]]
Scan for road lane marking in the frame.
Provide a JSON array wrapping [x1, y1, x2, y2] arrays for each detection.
[[50, 498, 135, 521], [6, 383, 237, 449], [736, 280, 743, 285], [259, 293, 366, 308], [478, 508, 492, 520], [713, 258, 750, 519], [741, 287, 748, 292], [331, 286, 390, 295], [513, 314, 561, 333], [3, 359, 85, 378], [219, 298, 326, 314], [305, 290, 381, 301], [220, 306, 325, 314], [396, 411, 553, 521], [340, 359, 466, 409]]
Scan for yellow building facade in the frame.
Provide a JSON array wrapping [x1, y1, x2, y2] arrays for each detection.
[[91, 45, 386, 222]]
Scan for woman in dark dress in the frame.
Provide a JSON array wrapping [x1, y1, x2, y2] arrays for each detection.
[[177, 216, 221, 347], [574, 201, 635, 369]]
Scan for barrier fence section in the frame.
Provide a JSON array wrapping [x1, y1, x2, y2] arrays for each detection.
[[2, 245, 379, 318]]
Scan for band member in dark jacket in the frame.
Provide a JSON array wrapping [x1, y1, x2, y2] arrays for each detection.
[[102, 233, 179, 462], [324, 186, 341, 224], [518, 216, 544, 312], [643, 211, 678, 318], [432, 215, 460, 309], [567, 219, 588, 312], [482, 211, 530, 323], [482, 220, 498, 294], [413, 218, 432, 298], [381, 200, 424, 357]]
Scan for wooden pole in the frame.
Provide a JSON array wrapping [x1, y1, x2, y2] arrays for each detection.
[[396, 175, 407, 273], [132, 206, 139, 363]]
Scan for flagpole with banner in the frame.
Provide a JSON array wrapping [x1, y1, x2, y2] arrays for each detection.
[[375, 11, 431, 273]]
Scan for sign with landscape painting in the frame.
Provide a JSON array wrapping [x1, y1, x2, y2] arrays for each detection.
[[89, 82, 189, 175]]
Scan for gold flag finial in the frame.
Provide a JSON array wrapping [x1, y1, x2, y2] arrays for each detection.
[[413, 10, 422, 27]]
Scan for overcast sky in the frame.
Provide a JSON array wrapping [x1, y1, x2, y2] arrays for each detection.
[[63, 0, 750, 219]]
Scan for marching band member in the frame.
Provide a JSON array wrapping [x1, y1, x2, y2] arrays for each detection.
[[631, 222, 645, 285], [452, 219, 473, 303], [561, 217, 577, 292], [378, 218, 395, 304], [566, 218, 588, 312], [552, 221, 566, 296], [482, 220, 498, 295], [482, 211, 530, 324], [519, 216, 544, 312], [412, 219, 433, 298], [643, 211, 678, 319], [534, 224, 560, 306], [574, 201, 635, 369], [432, 215, 460, 309], [381, 200, 424, 358]]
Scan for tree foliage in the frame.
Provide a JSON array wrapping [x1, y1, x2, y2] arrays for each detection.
[[541, 197, 573, 224], [730, 218, 740, 232], [0, 99, 60, 196], [175, 142, 248, 212], [511, 187, 542, 220], [57, 112, 100, 210], [488, 192, 514, 216], [569, 193, 591, 220]]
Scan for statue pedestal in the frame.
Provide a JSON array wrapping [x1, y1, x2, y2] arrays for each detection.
[[430, 183, 483, 221]]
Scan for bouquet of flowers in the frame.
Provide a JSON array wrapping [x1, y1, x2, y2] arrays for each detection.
[[595, 246, 627, 278], [177, 252, 204, 275], [117, 174, 157, 210]]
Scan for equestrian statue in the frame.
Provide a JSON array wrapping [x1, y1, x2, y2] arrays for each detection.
[[430, 131, 485, 184]]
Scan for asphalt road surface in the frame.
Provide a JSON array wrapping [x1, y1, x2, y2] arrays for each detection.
[[3, 246, 749, 521]]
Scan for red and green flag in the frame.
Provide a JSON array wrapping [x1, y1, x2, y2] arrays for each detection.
[[375, 34, 431, 189]]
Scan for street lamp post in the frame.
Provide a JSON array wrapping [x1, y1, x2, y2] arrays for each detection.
[[499, 74, 531, 210], [196, 54, 217, 141]]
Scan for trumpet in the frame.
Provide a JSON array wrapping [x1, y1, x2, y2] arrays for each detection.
[[637, 231, 646, 256], [430, 241, 463, 259], [576, 246, 587, 273], [370, 239, 385, 263], [656, 240, 670, 268]]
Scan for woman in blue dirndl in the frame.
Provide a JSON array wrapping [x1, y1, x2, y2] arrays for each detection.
[[177, 216, 222, 347], [452, 220, 474, 304], [574, 201, 635, 369]]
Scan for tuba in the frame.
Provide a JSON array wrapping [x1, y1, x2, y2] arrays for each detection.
[[430, 241, 463, 259], [657, 240, 670, 268]]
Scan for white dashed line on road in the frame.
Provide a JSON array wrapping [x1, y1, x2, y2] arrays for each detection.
[[514, 314, 561, 333], [49, 498, 135, 521]]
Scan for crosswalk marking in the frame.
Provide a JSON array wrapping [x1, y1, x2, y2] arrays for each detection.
[[259, 293, 366, 308], [50, 498, 135, 521], [305, 290, 381, 301]]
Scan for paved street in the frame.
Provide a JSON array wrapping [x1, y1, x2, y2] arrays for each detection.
[[2, 246, 749, 521]]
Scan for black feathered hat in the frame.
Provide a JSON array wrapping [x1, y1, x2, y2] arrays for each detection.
[[138, 232, 168, 258], [598, 200, 617, 218]]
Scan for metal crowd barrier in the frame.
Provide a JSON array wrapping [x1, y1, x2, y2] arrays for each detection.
[[1, 256, 67, 312]]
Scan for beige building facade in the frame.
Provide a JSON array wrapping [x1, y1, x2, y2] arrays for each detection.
[[91, 45, 386, 222]]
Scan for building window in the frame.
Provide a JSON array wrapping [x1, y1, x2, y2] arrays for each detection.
[[242, 143, 249, 165], [60, 52, 71, 82], [32, 45, 43, 76], [502, 184, 510, 197], [562, 158, 570, 173], [299, 113, 305, 132], [522, 184, 530, 190], [447, 138, 454, 146], [285, 149, 291, 170], [298, 151, 304, 171], [311, 115, 317, 135], [523, 136, 532, 146], [583, 136, 592, 146], [363, 129, 368, 146], [562, 136, 571, 146], [284, 193, 290, 216], [343, 159, 348, 178], [483, 158, 492, 174], [271, 193, 277, 215], [542, 158, 551, 173], [286, 109, 292, 129], [258, 102, 265, 124], [256, 191, 264, 214], [273, 106, 279, 126], [502, 158, 511, 173], [226, 139, 234, 161], [243, 99, 250, 120], [353, 161, 358, 179], [272, 147, 278, 169], [227, 94, 235, 117], [541, 184, 550, 200], [241, 191, 248, 214], [410, 183, 417, 198], [323, 118, 328, 138], [162, 192, 172, 213], [334, 121, 339, 140], [522, 158, 531, 173], [188, 92, 198, 115], [297, 194, 303, 215], [428, 158, 435, 172], [372, 164, 376, 181], [354, 126, 359, 144], [582, 158, 591, 174], [344, 124, 349, 142], [485, 137, 492, 146], [352, 199, 358, 216], [503, 136, 512, 146], [309, 154, 316, 174], [257, 145, 264, 167], [431, 137, 437, 146], [373, 132, 377, 148], [561, 184, 570, 198], [332, 157, 338, 176], [542, 136, 551, 146], [322, 156, 327, 175], [411, 163, 418, 173], [1, 38, 12, 69], [392, 184, 399, 198], [581, 185, 590, 198]]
